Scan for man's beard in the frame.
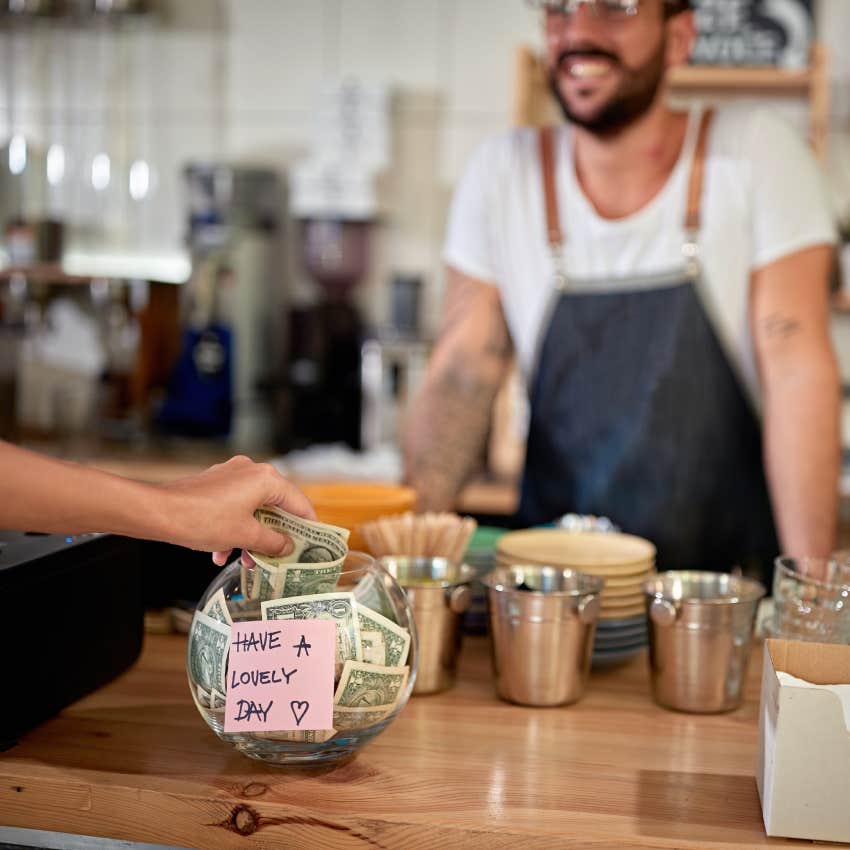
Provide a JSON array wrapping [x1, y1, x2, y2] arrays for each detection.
[[548, 42, 667, 136]]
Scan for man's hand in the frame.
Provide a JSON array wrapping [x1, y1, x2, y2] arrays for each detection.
[[158, 455, 317, 566]]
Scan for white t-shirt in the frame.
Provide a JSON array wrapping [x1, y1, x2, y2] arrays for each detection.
[[443, 104, 836, 405]]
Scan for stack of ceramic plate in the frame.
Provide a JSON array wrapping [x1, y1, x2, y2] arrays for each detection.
[[495, 529, 655, 666], [592, 614, 649, 667]]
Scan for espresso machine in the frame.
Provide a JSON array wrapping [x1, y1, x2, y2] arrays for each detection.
[[157, 164, 285, 450]]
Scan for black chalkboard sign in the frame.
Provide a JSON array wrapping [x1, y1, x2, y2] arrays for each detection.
[[691, 0, 813, 68]]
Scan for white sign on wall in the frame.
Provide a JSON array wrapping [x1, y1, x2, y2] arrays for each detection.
[[291, 80, 391, 220], [691, 0, 813, 68]]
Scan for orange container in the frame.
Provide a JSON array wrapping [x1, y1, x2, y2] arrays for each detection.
[[300, 481, 417, 552]]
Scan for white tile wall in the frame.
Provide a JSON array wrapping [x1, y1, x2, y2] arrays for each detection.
[[444, 0, 543, 116], [227, 1, 325, 119], [335, 0, 448, 91]]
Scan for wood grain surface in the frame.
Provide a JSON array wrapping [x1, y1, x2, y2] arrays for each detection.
[[1, 633, 837, 849]]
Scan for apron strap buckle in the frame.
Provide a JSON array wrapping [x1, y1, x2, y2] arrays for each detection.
[[550, 245, 569, 291], [682, 230, 701, 279]]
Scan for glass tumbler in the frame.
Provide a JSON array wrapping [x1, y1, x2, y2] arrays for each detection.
[[769, 556, 850, 644]]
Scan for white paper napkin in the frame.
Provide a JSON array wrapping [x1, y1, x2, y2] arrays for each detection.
[[777, 672, 850, 734]]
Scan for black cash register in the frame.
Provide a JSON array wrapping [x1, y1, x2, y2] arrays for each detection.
[[0, 531, 143, 750]]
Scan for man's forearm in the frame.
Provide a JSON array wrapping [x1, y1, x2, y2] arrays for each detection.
[[763, 362, 841, 558], [404, 365, 503, 512], [405, 269, 513, 511]]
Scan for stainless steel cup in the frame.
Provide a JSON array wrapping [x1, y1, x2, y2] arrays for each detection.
[[483, 565, 603, 707], [379, 557, 474, 695], [643, 571, 765, 713]]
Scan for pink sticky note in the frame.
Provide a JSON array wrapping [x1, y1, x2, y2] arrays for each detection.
[[224, 619, 334, 734]]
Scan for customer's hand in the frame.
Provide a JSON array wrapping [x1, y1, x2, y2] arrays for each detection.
[[157, 455, 316, 565]]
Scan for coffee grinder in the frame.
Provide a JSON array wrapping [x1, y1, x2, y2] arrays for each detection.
[[286, 215, 374, 450], [283, 80, 389, 452]]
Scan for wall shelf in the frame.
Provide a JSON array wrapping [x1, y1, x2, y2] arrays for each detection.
[[0, 250, 191, 286], [0, 264, 91, 286], [668, 64, 811, 93]]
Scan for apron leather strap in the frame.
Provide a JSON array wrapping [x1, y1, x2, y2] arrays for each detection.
[[685, 108, 715, 233], [539, 107, 717, 250], [539, 125, 562, 251]]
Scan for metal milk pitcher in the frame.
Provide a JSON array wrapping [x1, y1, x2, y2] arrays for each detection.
[[484, 565, 603, 707], [643, 571, 765, 713], [379, 557, 474, 695]]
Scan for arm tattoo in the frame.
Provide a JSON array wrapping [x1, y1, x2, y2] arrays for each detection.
[[484, 306, 513, 358], [407, 365, 501, 509], [406, 329, 511, 509], [763, 312, 802, 341]]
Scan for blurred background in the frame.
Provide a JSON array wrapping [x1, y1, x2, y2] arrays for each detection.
[[1, 0, 849, 519]]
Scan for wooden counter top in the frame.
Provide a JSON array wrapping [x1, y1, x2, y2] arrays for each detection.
[[0, 634, 830, 849]]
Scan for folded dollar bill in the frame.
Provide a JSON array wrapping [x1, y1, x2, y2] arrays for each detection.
[[353, 571, 398, 622], [360, 630, 387, 666], [253, 728, 337, 743], [261, 591, 363, 676], [202, 587, 233, 626], [248, 507, 351, 600], [334, 660, 410, 709], [357, 605, 411, 667], [333, 704, 395, 730], [252, 506, 349, 564], [189, 610, 231, 696], [196, 684, 212, 709]]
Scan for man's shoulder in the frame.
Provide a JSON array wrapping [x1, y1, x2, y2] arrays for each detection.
[[709, 103, 807, 161], [464, 126, 548, 176]]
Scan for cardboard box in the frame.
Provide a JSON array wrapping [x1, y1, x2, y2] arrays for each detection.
[[757, 639, 850, 844]]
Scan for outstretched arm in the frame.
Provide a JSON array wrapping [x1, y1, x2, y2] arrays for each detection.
[[403, 266, 513, 511], [0, 444, 316, 560], [752, 244, 841, 558]]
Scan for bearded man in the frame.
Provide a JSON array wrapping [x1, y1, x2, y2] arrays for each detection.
[[404, 0, 839, 578]]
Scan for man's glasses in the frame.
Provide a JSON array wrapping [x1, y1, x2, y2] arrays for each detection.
[[528, 0, 641, 20]]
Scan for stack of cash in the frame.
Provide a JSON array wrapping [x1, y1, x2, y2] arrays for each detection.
[[188, 506, 412, 743]]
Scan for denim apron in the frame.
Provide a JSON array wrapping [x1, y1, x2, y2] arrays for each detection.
[[517, 110, 779, 576]]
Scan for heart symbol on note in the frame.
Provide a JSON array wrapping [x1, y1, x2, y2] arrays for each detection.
[[290, 700, 309, 727]]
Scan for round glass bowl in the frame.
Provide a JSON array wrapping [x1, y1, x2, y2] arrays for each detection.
[[769, 556, 850, 644], [187, 551, 418, 765]]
